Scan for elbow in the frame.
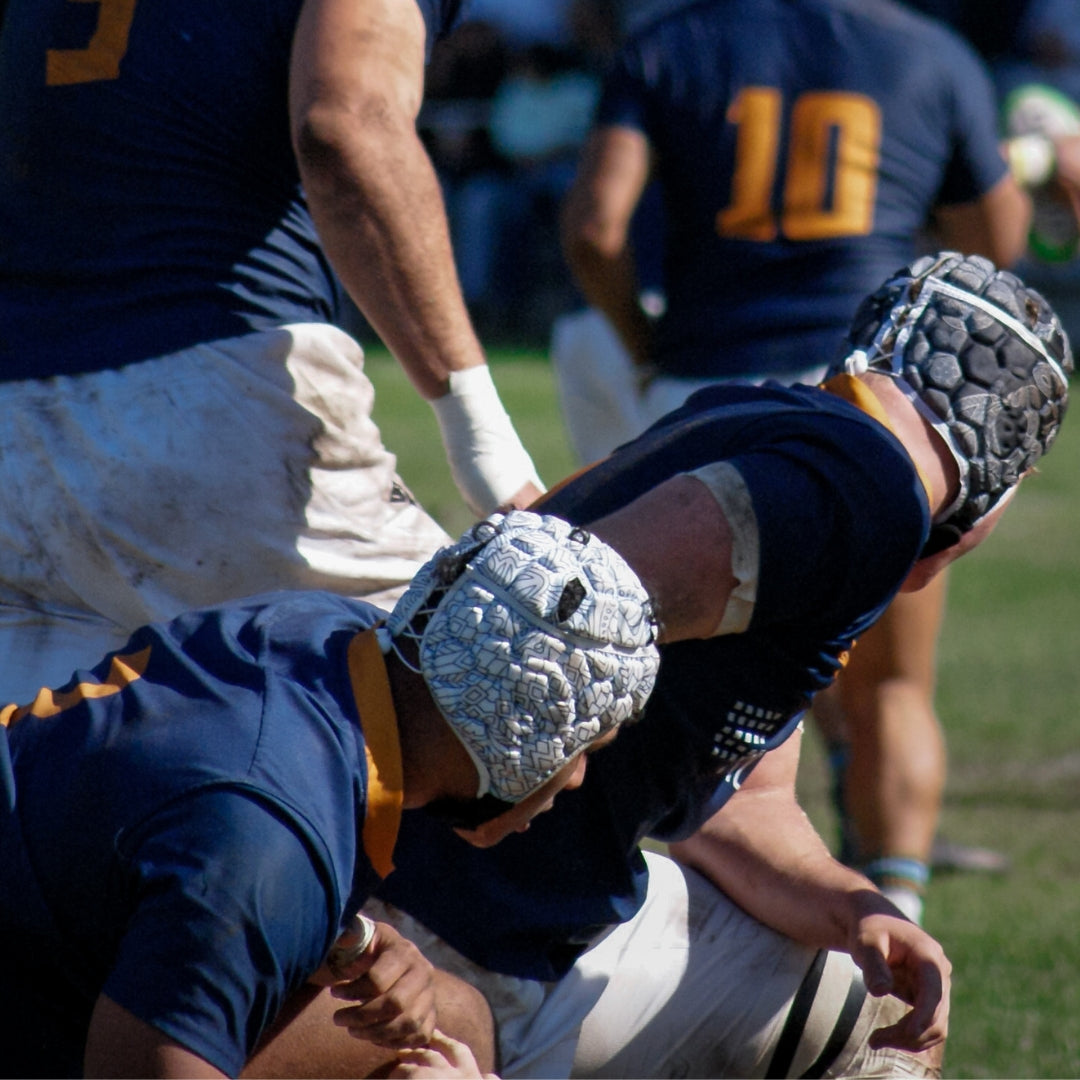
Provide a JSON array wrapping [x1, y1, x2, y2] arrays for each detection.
[[560, 211, 626, 277], [293, 105, 357, 194], [293, 97, 414, 197]]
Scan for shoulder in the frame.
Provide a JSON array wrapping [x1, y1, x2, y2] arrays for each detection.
[[160, 591, 384, 662], [857, 0, 990, 74], [106, 789, 334, 1075]]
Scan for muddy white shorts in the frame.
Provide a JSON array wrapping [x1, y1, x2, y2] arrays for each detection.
[[367, 851, 939, 1079], [0, 324, 451, 701]]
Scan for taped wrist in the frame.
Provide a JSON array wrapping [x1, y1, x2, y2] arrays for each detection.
[[430, 365, 545, 516], [1007, 133, 1057, 188]]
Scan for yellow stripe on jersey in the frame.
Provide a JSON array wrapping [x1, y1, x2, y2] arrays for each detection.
[[346, 629, 404, 880], [0, 647, 152, 728], [821, 373, 934, 509]]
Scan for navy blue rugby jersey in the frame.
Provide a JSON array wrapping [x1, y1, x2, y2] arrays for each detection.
[[0, 591, 401, 1075], [0, 0, 464, 379], [378, 381, 932, 980], [597, 0, 1007, 378]]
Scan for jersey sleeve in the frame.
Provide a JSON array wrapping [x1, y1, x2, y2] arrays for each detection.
[[102, 788, 335, 1076], [723, 412, 929, 631], [935, 31, 1011, 204]]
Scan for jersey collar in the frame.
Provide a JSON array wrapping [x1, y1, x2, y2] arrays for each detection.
[[347, 628, 405, 879], [821, 372, 935, 512]]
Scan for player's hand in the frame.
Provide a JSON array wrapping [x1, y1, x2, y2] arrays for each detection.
[[390, 1030, 499, 1079], [327, 920, 438, 1048], [847, 906, 951, 1053]]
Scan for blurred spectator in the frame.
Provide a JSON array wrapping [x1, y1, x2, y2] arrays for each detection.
[[996, 2, 1080, 382], [482, 43, 602, 336], [422, 3, 621, 341], [419, 21, 514, 328]]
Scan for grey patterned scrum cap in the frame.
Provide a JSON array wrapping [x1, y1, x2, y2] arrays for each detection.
[[828, 251, 1072, 552], [384, 510, 660, 803]]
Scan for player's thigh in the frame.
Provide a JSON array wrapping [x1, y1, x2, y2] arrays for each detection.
[[571, 853, 940, 1079]]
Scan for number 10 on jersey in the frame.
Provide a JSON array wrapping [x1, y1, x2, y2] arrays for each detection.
[[717, 87, 882, 242]]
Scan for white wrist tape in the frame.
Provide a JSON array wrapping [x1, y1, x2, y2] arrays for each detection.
[[1007, 133, 1056, 188], [430, 364, 545, 515]]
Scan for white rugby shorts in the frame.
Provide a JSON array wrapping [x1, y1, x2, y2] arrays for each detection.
[[366, 851, 939, 1078], [0, 324, 451, 701]]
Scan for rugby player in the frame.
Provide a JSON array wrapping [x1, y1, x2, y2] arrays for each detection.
[[0, 515, 659, 1077], [372, 252, 1073, 1078]]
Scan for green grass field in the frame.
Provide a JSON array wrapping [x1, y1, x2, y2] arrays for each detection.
[[365, 348, 1080, 1079]]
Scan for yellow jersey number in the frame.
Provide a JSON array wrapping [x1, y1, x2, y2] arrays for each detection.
[[46, 0, 138, 86], [717, 87, 882, 242]]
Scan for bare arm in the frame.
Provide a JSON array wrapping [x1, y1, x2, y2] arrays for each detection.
[[931, 167, 1032, 268], [670, 732, 886, 947], [290, 0, 474, 396], [561, 125, 655, 368], [588, 474, 737, 642], [289, 0, 541, 513], [84, 995, 226, 1079], [669, 730, 951, 1051]]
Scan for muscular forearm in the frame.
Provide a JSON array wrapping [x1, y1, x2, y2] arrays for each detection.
[[299, 111, 543, 512], [291, 0, 484, 400], [669, 735, 898, 950], [671, 733, 952, 1052], [297, 109, 484, 399], [670, 793, 878, 950], [289, 0, 542, 513]]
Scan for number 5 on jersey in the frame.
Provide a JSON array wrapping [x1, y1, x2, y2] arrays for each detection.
[[46, 0, 138, 86]]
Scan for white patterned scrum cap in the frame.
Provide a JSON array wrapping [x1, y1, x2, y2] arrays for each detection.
[[385, 511, 660, 803]]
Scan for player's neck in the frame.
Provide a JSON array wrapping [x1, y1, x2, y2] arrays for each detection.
[[385, 649, 480, 809], [860, 372, 960, 519]]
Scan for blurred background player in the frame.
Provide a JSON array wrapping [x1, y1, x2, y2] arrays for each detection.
[[0, 513, 659, 1077], [0, 0, 544, 704], [552, 0, 1079, 922]]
